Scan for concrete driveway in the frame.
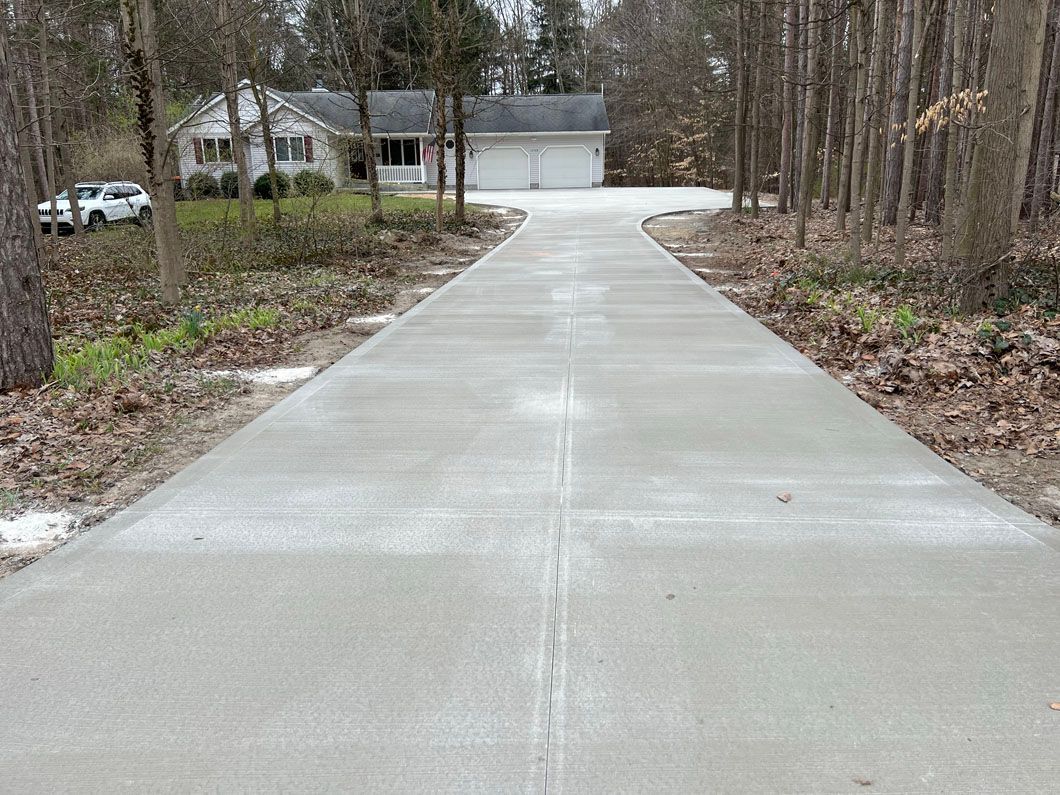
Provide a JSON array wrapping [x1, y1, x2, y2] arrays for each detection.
[[1, 187, 1058, 790]]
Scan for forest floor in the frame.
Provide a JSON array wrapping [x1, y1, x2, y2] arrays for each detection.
[[646, 207, 1060, 529], [0, 202, 524, 576]]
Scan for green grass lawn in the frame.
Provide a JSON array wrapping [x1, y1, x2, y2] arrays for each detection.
[[175, 193, 448, 228]]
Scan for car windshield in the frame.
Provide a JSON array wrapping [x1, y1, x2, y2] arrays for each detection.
[[56, 186, 103, 201]]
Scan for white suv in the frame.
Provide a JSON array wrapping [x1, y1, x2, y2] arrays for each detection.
[[38, 182, 153, 231]]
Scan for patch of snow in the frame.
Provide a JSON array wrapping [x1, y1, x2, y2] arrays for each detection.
[[423, 268, 464, 276], [487, 207, 513, 215], [680, 252, 715, 258], [693, 267, 716, 274], [347, 313, 396, 325], [0, 511, 77, 549], [403, 287, 435, 295], [207, 366, 319, 385]]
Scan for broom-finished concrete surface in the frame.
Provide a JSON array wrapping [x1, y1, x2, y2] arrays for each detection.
[[1, 188, 1058, 791]]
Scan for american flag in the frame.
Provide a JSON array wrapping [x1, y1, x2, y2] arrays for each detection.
[[422, 142, 435, 163]]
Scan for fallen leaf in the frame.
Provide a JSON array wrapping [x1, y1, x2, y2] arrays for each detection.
[[777, 492, 792, 503]]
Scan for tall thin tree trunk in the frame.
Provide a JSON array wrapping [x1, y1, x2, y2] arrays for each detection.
[[882, 0, 915, 226], [57, 109, 84, 236], [940, 0, 968, 261], [731, 0, 747, 212], [38, 11, 57, 243], [820, 0, 843, 209], [357, 83, 382, 223], [433, 89, 447, 233], [848, 0, 871, 261], [924, 0, 956, 225], [0, 16, 53, 389], [749, 0, 767, 217], [453, 91, 466, 224], [894, 1, 931, 265], [837, 0, 860, 230], [862, 0, 894, 243], [218, 0, 255, 239], [1009, 4, 1050, 233], [248, 77, 282, 223], [778, 0, 797, 213], [957, 0, 1049, 311], [795, 0, 822, 248], [120, 0, 184, 304], [1030, 4, 1060, 229]]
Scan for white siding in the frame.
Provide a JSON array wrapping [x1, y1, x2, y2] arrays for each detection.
[[427, 133, 607, 188], [174, 89, 341, 187]]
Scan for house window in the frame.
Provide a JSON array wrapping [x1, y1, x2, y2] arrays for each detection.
[[380, 138, 421, 167], [274, 136, 306, 163], [203, 137, 232, 163]]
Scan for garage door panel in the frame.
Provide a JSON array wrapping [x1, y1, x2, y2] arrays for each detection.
[[478, 148, 529, 190], [540, 146, 591, 189]]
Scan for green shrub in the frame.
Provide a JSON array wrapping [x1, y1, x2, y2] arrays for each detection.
[[254, 171, 290, 199], [185, 172, 220, 200], [219, 170, 240, 199], [293, 169, 335, 197]]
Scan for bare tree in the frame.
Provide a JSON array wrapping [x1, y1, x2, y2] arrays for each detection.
[[0, 16, 53, 390], [120, 0, 185, 304], [217, 0, 257, 239], [956, 0, 1049, 311]]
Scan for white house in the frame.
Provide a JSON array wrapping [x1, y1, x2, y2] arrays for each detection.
[[170, 83, 609, 190]]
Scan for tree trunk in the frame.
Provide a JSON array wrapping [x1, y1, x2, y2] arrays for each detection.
[[1009, 4, 1050, 233], [38, 12, 57, 243], [861, 0, 894, 243], [218, 0, 256, 239], [848, 0, 871, 261], [357, 83, 382, 223], [794, 0, 822, 248], [248, 78, 282, 223], [957, 0, 1049, 312], [820, 0, 843, 209], [924, 0, 956, 225], [120, 0, 184, 305], [836, 0, 861, 230], [13, 0, 47, 200], [748, 0, 767, 217], [882, 0, 914, 226], [0, 18, 53, 390], [778, 0, 797, 213], [1030, 3, 1060, 230], [57, 109, 84, 236], [940, 0, 968, 261], [433, 89, 447, 233], [453, 91, 466, 224], [894, 0, 931, 265], [731, 0, 747, 212]]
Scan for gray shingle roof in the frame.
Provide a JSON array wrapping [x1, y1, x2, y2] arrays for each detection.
[[276, 89, 608, 136], [457, 94, 609, 135], [278, 89, 435, 135]]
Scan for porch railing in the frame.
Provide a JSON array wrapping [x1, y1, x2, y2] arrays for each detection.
[[377, 164, 423, 183]]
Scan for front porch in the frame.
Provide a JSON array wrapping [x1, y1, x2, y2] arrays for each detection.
[[342, 136, 428, 186]]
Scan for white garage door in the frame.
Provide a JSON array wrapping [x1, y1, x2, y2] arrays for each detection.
[[540, 146, 592, 189], [477, 147, 530, 190]]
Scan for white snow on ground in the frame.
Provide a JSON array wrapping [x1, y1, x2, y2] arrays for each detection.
[[693, 267, 716, 274], [423, 268, 464, 276], [347, 313, 396, 325], [680, 252, 714, 257], [207, 367, 319, 385], [403, 287, 436, 295], [0, 511, 77, 549]]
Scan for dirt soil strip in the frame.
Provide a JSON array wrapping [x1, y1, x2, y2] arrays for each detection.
[[0, 207, 526, 577], [646, 209, 1060, 530]]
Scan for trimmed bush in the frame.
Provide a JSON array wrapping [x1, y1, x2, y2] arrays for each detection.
[[185, 172, 220, 200], [219, 170, 240, 199], [293, 169, 335, 197], [254, 171, 290, 199]]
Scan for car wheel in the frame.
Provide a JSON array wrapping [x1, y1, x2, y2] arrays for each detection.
[[138, 206, 153, 225], [87, 210, 106, 231]]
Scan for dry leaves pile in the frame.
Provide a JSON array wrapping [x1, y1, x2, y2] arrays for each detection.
[[653, 208, 1060, 526]]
